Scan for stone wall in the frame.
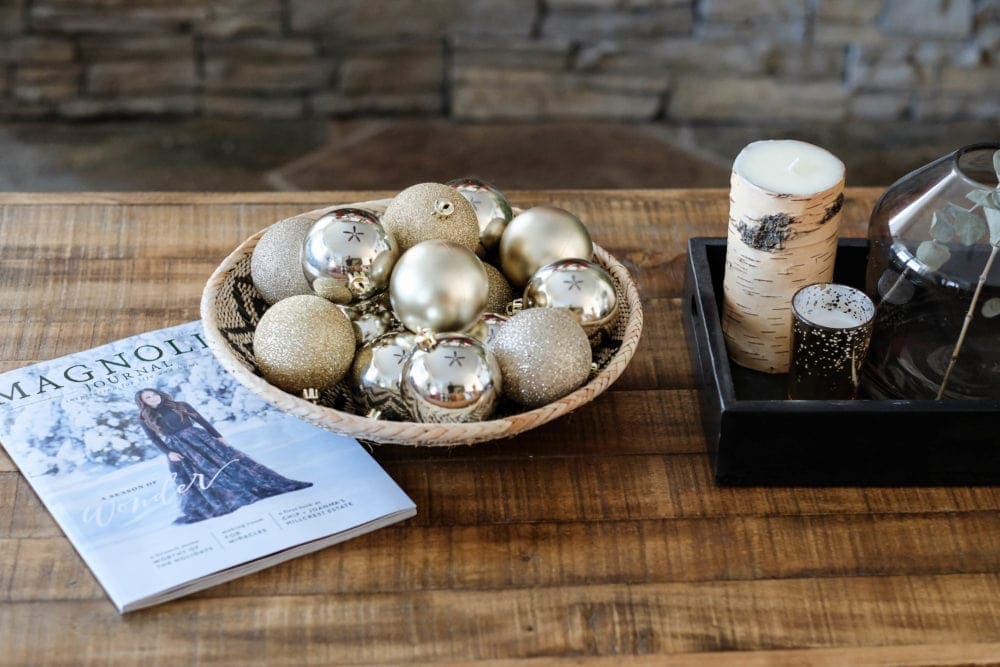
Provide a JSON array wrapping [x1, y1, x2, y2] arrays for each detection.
[[1, 0, 998, 122]]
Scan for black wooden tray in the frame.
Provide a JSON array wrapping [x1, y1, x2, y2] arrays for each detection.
[[682, 237, 1000, 486]]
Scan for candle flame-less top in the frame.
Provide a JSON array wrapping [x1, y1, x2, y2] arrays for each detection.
[[734, 139, 845, 196]]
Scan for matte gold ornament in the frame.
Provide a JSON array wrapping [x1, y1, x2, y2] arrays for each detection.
[[523, 258, 619, 341], [302, 208, 398, 305], [499, 205, 593, 288], [489, 308, 591, 408], [401, 333, 501, 423], [350, 331, 417, 420], [389, 240, 488, 334], [447, 177, 513, 255], [382, 182, 481, 253], [253, 295, 355, 396], [250, 216, 315, 305], [483, 262, 514, 314]]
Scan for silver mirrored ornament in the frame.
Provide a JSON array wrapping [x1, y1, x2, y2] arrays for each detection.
[[447, 177, 513, 255], [523, 258, 619, 341], [401, 333, 501, 423], [499, 205, 593, 288], [337, 293, 402, 346], [489, 308, 592, 408], [464, 312, 509, 347], [389, 240, 489, 334], [302, 207, 399, 305], [350, 331, 417, 420]]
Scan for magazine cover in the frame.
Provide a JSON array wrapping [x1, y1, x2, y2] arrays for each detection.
[[0, 321, 415, 612]]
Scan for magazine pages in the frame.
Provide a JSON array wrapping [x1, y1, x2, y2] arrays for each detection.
[[0, 321, 415, 612]]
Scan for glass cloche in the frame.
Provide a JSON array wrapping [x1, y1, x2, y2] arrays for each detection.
[[863, 143, 1000, 400]]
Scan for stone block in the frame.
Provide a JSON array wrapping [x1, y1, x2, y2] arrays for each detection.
[[312, 91, 443, 115], [543, 3, 692, 38], [578, 39, 766, 77], [669, 76, 849, 121], [846, 45, 921, 90], [695, 19, 807, 43], [450, 37, 572, 70], [452, 68, 661, 120], [761, 44, 847, 79], [815, 0, 881, 23], [813, 20, 887, 46], [30, 0, 207, 33], [14, 66, 79, 104], [0, 1, 25, 36], [879, 0, 973, 38], [86, 60, 196, 95], [849, 92, 911, 120], [79, 36, 195, 62], [977, 0, 1000, 24], [204, 95, 304, 118], [204, 61, 333, 93], [699, 0, 807, 21], [913, 94, 1000, 120], [340, 44, 443, 94], [5, 37, 75, 63], [290, 0, 452, 37], [939, 64, 1000, 93], [59, 95, 199, 117], [202, 37, 317, 61], [451, 0, 536, 36], [203, 38, 331, 93], [197, 0, 283, 37]]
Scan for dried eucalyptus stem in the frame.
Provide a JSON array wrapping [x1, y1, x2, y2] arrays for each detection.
[[936, 242, 999, 399]]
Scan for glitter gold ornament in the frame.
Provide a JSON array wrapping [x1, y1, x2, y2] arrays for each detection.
[[447, 177, 513, 254], [253, 295, 355, 396], [499, 205, 593, 288], [389, 240, 488, 333], [250, 216, 315, 304], [401, 333, 501, 423], [523, 258, 619, 341], [483, 262, 514, 314], [302, 208, 398, 305], [381, 182, 481, 253], [489, 308, 592, 408]]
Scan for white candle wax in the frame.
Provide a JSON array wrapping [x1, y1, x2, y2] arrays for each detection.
[[734, 139, 845, 196], [798, 308, 864, 329]]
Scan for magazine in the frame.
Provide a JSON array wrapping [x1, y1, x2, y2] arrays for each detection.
[[0, 321, 415, 612]]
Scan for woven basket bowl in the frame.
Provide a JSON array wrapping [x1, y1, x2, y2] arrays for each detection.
[[200, 200, 643, 446]]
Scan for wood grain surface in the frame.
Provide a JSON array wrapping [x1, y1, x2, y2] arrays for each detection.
[[2, 189, 999, 666]]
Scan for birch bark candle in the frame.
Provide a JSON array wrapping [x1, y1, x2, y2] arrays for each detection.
[[722, 140, 846, 373]]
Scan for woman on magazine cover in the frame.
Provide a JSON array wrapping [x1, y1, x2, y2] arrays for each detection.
[[135, 388, 312, 524]]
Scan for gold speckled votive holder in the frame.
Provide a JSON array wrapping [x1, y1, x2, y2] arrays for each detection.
[[788, 283, 875, 400]]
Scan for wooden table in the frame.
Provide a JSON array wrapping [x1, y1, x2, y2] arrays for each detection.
[[2, 190, 1000, 665]]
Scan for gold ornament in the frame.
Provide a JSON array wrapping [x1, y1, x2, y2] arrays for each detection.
[[250, 216, 315, 305], [483, 262, 514, 314], [523, 258, 619, 341], [253, 295, 355, 395], [381, 182, 481, 253], [489, 308, 592, 408], [389, 240, 488, 333], [499, 205, 593, 288]]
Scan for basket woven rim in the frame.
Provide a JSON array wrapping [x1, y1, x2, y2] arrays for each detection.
[[200, 200, 644, 446]]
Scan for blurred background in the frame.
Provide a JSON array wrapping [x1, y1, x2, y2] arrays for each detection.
[[0, 0, 997, 191]]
